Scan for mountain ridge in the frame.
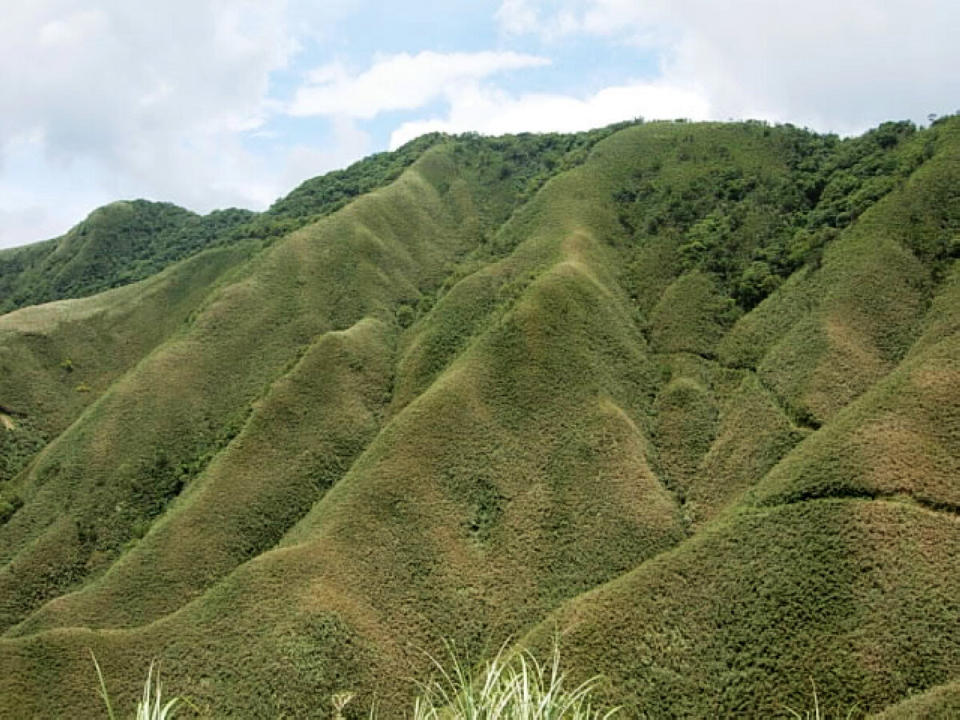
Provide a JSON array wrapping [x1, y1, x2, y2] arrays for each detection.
[[0, 117, 958, 718]]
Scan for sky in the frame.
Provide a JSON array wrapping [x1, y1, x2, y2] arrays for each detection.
[[1, 1, 958, 249]]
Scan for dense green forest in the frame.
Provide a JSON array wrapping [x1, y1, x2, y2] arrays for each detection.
[[0, 116, 958, 718]]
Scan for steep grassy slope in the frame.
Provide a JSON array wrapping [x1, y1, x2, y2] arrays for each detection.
[[873, 681, 960, 719], [524, 499, 960, 717], [0, 125, 686, 717], [0, 242, 258, 628], [519, 118, 960, 718], [0, 242, 256, 487], [0, 117, 958, 718], [0, 144, 496, 636]]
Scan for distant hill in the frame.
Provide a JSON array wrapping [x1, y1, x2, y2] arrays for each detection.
[[0, 201, 255, 314], [0, 117, 957, 718]]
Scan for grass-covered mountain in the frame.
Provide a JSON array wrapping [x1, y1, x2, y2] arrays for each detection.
[[0, 116, 958, 718]]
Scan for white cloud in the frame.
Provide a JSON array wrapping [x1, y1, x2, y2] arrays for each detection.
[[0, 206, 66, 251], [495, 0, 960, 134], [496, 0, 587, 40], [389, 81, 710, 148], [289, 51, 550, 119], [0, 133, 109, 249], [2, 1, 292, 167], [280, 117, 373, 192], [0, 1, 295, 248], [290, 48, 710, 151], [495, 0, 540, 35]]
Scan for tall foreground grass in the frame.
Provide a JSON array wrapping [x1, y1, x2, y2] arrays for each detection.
[[90, 646, 866, 718], [407, 641, 619, 719], [91, 651, 183, 720], [784, 679, 860, 720], [92, 641, 618, 719]]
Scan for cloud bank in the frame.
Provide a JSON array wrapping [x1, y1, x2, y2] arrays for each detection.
[[0, 1, 291, 247], [1, 0, 958, 249], [388, 82, 710, 149], [290, 51, 550, 119], [496, 0, 960, 133]]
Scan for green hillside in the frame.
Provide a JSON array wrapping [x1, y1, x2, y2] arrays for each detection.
[[0, 133, 453, 316], [0, 116, 958, 718], [0, 201, 256, 314]]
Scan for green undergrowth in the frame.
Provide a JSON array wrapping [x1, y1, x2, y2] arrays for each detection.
[[92, 652, 186, 720]]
